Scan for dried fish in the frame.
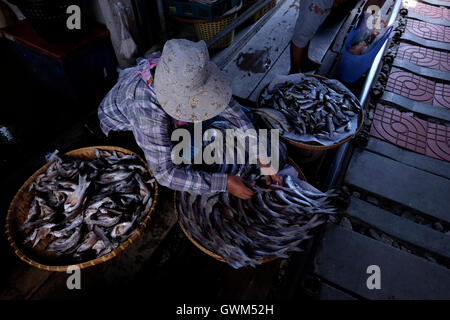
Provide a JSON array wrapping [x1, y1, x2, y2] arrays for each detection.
[[64, 175, 91, 215], [47, 227, 81, 253], [177, 163, 337, 269], [110, 216, 136, 238], [19, 149, 156, 262], [249, 107, 293, 132], [76, 231, 98, 253], [258, 78, 361, 140]]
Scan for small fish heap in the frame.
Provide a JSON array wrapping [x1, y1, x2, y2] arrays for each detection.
[[256, 78, 361, 140], [177, 170, 336, 269], [19, 149, 156, 262]]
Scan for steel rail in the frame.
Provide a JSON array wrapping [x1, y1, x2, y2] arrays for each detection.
[[324, 0, 403, 190], [206, 0, 281, 48]]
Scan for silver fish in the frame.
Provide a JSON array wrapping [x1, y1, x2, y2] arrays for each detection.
[[90, 214, 121, 228], [47, 227, 81, 252], [64, 175, 90, 214], [22, 148, 156, 261], [97, 170, 134, 184], [111, 216, 136, 238], [259, 78, 360, 140], [177, 168, 338, 268], [21, 198, 40, 228], [24, 223, 56, 247], [250, 107, 292, 132], [92, 240, 106, 255], [76, 231, 98, 253]]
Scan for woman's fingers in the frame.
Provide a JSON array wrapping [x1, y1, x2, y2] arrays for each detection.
[[238, 187, 254, 199], [243, 180, 256, 188], [227, 175, 256, 199], [271, 174, 283, 186]]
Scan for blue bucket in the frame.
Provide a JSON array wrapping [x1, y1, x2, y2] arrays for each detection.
[[337, 14, 393, 83]]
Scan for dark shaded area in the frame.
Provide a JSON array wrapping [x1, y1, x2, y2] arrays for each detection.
[[0, 21, 117, 177], [0, 18, 120, 293], [7, 0, 89, 41], [235, 48, 272, 73]]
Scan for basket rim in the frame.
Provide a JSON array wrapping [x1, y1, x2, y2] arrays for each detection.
[[5, 145, 159, 272], [172, 1, 241, 24], [174, 157, 305, 265], [256, 74, 365, 150]]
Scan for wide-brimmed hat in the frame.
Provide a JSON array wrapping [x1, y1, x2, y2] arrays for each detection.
[[154, 39, 232, 122]]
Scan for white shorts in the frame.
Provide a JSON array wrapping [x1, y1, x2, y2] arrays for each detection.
[[292, 0, 334, 48]]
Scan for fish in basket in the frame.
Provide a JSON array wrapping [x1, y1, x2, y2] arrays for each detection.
[[173, 122, 338, 269], [256, 74, 364, 149], [6, 146, 158, 271]]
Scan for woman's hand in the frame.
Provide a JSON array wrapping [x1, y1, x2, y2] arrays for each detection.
[[258, 158, 283, 186], [226, 175, 255, 199], [264, 173, 283, 186]]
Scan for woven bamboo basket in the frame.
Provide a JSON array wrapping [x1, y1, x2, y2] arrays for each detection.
[[194, 12, 238, 50], [256, 74, 364, 151], [243, 0, 276, 24], [174, 157, 305, 265], [5, 146, 159, 272]]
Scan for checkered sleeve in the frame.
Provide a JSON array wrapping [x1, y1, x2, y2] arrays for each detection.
[[220, 98, 255, 131], [220, 98, 262, 164], [129, 81, 228, 194], [98, 83, 132, 136]]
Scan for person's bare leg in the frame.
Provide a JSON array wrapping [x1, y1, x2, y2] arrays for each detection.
[[289, 41, 306, 74]]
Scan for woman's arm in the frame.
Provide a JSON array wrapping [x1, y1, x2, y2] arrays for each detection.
[[129, 86, 228, 194]]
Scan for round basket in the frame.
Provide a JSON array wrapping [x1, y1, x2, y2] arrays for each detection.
[[243, 0, 276, 24], [172, 2, 241, 50], [5, 146, 159, 272], [174, 157, 306, 264], [194, 13, 237, 50], [256, 74, 364, 151]]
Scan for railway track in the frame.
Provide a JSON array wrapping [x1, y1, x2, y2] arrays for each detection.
[[309, 0, 450, 299]]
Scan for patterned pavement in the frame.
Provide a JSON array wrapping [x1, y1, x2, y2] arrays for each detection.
[[370, 104, 450, 161], [406, 2, 450, 20], [405, 19, 450, 42], [434, 82, 450, 108], [385, 67, 450, 108], [396, 43, 450, 71], [371, 1, 450, 163]]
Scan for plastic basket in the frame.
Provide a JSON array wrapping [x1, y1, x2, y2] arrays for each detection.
[[337, 14, 393, 83], [194, 12, 238, 49]]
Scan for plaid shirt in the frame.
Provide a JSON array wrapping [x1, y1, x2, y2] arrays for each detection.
[[98, 67, 255, 194]]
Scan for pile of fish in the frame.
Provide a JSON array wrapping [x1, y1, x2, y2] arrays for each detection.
[[177, 169, 336, 269], [256, 78, 361, 140], [19, 149, 156, 262]]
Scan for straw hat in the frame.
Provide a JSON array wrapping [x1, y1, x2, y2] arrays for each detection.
[[154, 39, 232, 122]]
